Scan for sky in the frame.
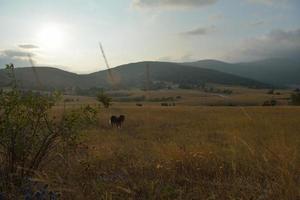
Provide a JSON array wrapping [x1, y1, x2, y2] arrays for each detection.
[[0, 0, 299, 73]]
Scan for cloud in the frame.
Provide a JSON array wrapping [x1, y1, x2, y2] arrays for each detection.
[[0, 49, 35, 68], [181, 26, 216, 36], [247, 0, 290, 6], [248, 0, 275, 4], [1, 50, 34, 59], [250, 20, 265, 26], [133, 0, 218, 9], [231, 28, 300, 61], [157, 56, 172, 62], [0, 56, 29, 68], [209, 14, 223, 21], [179, 53, 194, 62], [19, 44, 39, 49], [157, 53, 194, 62]]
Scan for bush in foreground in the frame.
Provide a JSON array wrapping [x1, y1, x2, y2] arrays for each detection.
[[0, 64, 98, 198]]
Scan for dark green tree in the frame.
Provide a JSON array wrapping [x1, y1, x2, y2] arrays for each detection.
[[291, 93, 300, 105], [96, 90, 112, 108]]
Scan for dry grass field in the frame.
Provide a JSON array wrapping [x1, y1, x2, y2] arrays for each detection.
[[45, 88, 300, 199], [61, 87, 292, 107]]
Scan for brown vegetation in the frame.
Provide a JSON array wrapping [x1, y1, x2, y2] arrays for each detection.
[[49, 104, 299, 199], [1, 85, 299, 199]]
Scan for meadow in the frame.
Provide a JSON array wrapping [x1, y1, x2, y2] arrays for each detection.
[[44, 88, 300, 199]]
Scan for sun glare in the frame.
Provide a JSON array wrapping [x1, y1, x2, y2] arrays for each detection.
[[37, 23, 65, 50]]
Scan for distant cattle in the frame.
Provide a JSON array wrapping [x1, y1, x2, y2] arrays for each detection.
[[136, 103, 143, 107], [161, 102, 176, 107], [110, 115, 125, 128]]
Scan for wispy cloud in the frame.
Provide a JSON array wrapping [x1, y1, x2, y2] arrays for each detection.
[[19, 44, 39, 49], [209, 14, 223, 21], [1, 50, 34, 59], [0, 49, 36, 68], [157, 53, 194, 62], [181, 26, 216, 36], [133, 0, 218, 9], [247, 0, 290, 6], [250, 20, 265, 26]]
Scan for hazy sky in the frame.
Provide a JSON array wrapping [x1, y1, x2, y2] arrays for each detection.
[[0, 0, 299, 73]]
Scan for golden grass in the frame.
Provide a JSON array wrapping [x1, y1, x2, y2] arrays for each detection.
[[60, 87, 293, 107], [49, 103, 300, 199]]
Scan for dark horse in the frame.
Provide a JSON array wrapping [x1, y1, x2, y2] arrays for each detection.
[[110, 115, 125, 128]]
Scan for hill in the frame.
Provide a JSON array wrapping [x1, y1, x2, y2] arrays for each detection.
[[90, 61, 268, 89], [183, 58, 300, 87], [0, 61, 268, 91], [0, 67, 82, 90]]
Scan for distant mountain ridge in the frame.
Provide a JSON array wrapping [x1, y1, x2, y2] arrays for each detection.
[[183, 58, 300, 87], [0, 61, 268, 91]]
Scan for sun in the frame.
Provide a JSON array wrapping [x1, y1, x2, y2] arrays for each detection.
[[37, 22, 65, 50]]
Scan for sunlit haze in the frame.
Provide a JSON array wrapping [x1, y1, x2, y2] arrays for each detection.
[[37, 22, 66, 50], [0, 0, 299, 73]]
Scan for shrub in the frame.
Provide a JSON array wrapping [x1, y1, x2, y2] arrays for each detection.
[[114, 95, 145, 102], [64, 98, 75, 102], [267, 89, 274, 94], [96, 90, 112, 108], [148, 96, 175, 102], [0, 64, 98, 198], [223, 89, 233, 94], [263, 99, 277, 106], [291, 93, 300, 105]]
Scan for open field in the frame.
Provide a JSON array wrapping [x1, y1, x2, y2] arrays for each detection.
[[60, 87, 293, 107], [45, 89, 300, 199]]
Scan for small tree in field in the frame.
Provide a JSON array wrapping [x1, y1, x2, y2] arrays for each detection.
[[291, 92, 300, 105], [96, 89, 112, 108], [267, 89, 274, 94]]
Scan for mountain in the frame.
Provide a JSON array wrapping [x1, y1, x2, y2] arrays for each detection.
[[89, 61, 267, 88], [0, 61, 268, 91], [0, 67, 82, 90], [183, 58, 300, 87]]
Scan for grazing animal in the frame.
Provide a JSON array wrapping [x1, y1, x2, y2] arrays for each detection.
[[161, 102, 176, 107], [118, 115, 125, 127], [110, 115, 125, 128], [110, 115, 118, 127], [136, 103, 143, 107]]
